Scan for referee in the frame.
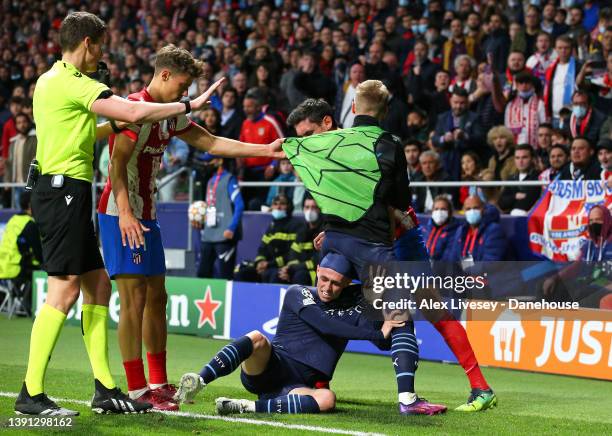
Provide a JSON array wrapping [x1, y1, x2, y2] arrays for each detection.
[[15, 12, 221, 416]]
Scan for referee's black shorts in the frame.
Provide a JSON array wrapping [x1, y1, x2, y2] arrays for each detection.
[[31, 175, 104, 276]]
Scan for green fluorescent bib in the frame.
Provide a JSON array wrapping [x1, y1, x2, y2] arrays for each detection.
[[282, 126, 383, 222]]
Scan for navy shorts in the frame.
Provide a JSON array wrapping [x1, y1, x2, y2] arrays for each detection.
[[98, 213, 166, 278], [321, 231, 396, 282], [240, 348, 320, 400]]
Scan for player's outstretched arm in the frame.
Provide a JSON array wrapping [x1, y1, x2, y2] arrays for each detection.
[[91, 78, 225, 124], [109, 133, 150, 249], [178, 123, 286, 160]]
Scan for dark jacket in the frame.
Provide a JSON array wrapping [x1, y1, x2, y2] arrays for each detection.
[[287, 220, 324, 285], [422, 217, 461, 261], [411, 169, 458, 212], [566, 108, 607, 147], [220, 109, 245, 140], [293, 69, 336, 106], [254, 216, 303, 268], [403, 59, 440, 108], [450, 205, 507, 261], [481, 29, 511, 73], [558, 159, 603, 181], [497, 170, 542, 214], [381, 95, 410, 140], [432, 110, 485, 181]]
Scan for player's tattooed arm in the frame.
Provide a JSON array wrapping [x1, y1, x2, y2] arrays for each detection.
[[178, 124, 286, 160]]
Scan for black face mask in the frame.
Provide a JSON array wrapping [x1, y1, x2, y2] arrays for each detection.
[[590, 223, 603, 238]]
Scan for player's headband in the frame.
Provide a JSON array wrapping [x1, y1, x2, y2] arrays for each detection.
[[319, 253, 353, 278]]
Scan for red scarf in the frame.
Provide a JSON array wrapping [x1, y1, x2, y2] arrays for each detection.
[[570, 108, 593, 137], [505, 94, 540, 147]]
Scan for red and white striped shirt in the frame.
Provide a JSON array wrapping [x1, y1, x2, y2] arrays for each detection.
[[98, 88, 194, 220]]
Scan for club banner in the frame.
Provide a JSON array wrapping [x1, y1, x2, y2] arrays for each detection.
[[464, 301, 612, 381], [32, 272, 231, 339], [528, 179, 611, 261]]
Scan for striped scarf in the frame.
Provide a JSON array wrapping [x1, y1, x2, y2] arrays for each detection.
[[505, 95, 540, 147]]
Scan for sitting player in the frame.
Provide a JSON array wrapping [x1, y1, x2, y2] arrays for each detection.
[[287, 97, 497, 412], [174, 253, 446, 415]]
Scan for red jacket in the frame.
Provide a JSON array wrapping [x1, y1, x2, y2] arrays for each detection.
[[239, 113, 283, 168], [1, 117, 17, 159]]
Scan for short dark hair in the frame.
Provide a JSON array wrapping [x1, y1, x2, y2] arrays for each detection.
[[19, 191, 31, 211], [222, 87, 238, 98], [452, 87, 469, 99], [515, 143, 534, 157], [538, 123, 553, 131], [515, 71, 534, 84], [59, 12, 107, 52], [244, 87, 264, 105], [572, 136, 594, 149], [287, 98, 337, 128], [403, 139, 423, 150], [550, 143, 569, 156]]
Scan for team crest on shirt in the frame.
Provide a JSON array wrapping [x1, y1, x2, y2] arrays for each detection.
[[258, 127, 265, 136], [301, 287, 315, 306], [132, 251, 142, 265]]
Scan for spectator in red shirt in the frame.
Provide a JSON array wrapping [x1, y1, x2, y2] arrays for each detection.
[[238, 88, 284, 210]]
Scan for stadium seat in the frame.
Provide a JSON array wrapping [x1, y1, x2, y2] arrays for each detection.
[[0, 279, 30, 319]]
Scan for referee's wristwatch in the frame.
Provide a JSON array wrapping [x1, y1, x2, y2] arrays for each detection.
[[183, 100, 191, 114]]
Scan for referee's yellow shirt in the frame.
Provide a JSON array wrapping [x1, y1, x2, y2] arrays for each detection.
[[33, 61, 109, 182]]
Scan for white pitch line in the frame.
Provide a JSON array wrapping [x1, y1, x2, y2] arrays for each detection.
[[0, 392, 386, 436]]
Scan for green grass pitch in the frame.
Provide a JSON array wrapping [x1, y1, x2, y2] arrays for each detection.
[[0, 316, 611, 435]]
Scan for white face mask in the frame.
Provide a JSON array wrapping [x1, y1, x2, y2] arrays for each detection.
[[432, 209, 449, 226], [304, 209, 319, 223]]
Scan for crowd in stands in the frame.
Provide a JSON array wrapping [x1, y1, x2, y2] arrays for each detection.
[[1, 0, 611, 285]]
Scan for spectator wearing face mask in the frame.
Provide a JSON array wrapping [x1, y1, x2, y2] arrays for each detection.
[[566, 90, 607, 147], [234, 194, 302, 283], [279, 195, 323, 286], [266, 158, 296, 206], [504, 72, 548, 148], [543, 204, 612, 309], [422, 195, 460, 261], [450, 195, 507, 262]]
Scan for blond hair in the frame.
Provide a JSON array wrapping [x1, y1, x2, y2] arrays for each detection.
[[154, 44, 204, 78], [354, 80, 389, 118], [487, 125, 515, 147]]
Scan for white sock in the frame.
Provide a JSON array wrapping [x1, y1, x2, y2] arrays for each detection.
[[399, 392, 417, 405], [244, 400, 256, 412], [149, 383, 166, 390], [129, 387, 149, 400]]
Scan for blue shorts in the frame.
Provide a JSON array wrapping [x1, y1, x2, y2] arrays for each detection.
[[98, 213, 166, 278], [240, 348, 324, 400]]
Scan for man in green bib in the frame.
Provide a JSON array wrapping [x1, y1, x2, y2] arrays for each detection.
[[15, 12, 226, 416]]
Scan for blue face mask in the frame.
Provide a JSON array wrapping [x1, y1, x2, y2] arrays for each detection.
[[245, 18, 255, 29], [300, 3, 310, 12], [572, 105, 587, 119], [271, 209, 287, 220], [398, 0, 409, 6], [245, 39, 255, 50], [529, 0, 541, 5], [418, 23, 428, 34], [275, 0, 283, 7], [465, 209, 482, 225], [519, 90, 534, 99], [412, 24, 420, 34]]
